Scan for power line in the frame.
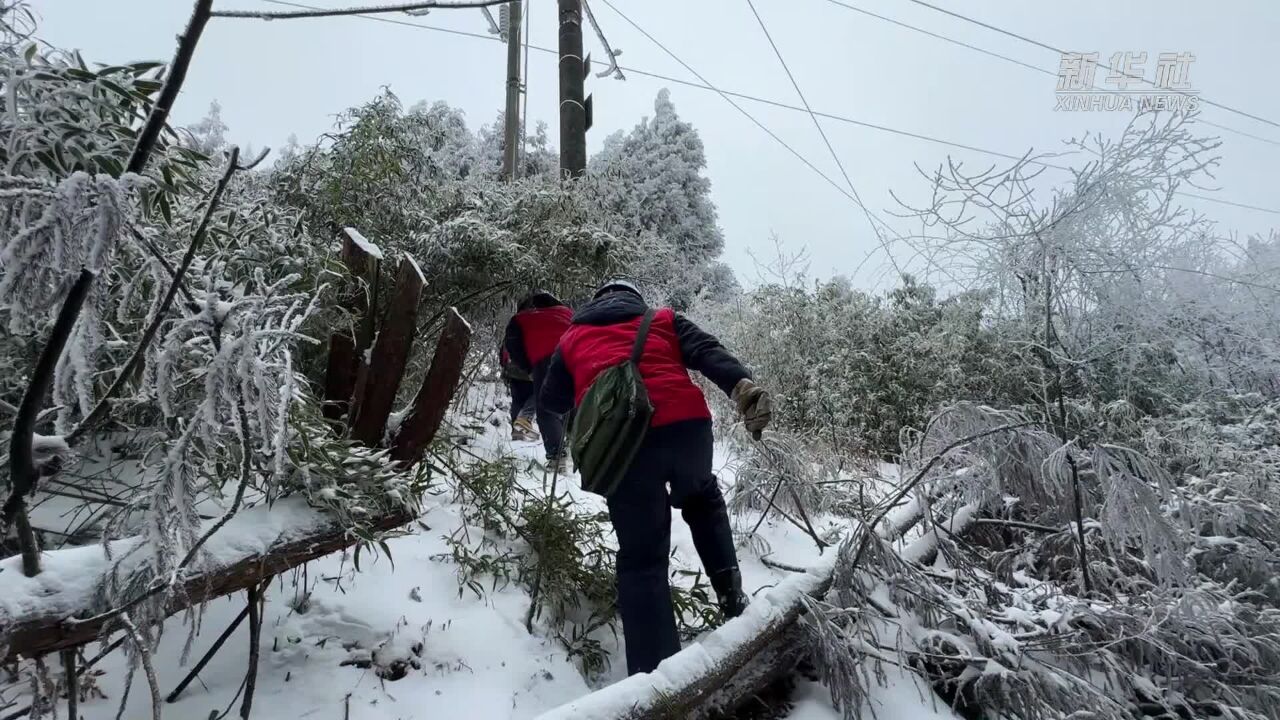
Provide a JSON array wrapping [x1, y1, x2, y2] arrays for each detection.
[[897, 0, 1280, 132], [613, 65, 1079, 168], [821, 0, 1047, 77], [213, 0, 511, 20], [598, 0, 939, 282], [592, 0, 862, 208], [744, 0, 878, 236], [256, 0, 500, 40], [248, 0, 1280, 217], [1176, 192, 1280, 216]]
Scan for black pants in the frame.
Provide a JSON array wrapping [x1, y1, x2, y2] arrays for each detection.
[[508, 379, 535, 423], [606, 419, 739, 675], [530, 363, 566, 460]]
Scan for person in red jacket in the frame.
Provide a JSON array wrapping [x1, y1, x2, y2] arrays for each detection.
[[503, 290, 574, 464], [540, 279, 772, 676], [499, 344, 538, 441]]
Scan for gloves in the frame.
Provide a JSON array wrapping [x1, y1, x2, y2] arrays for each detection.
[[732, 378, 772, 440]]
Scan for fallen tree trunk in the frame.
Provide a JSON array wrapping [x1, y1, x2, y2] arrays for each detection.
[[535, 493, 944, 720], [538, 561, 835, 720], [2, 500, 412, 662]]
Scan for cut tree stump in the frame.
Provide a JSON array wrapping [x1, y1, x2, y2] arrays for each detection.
[[349, 254, 425, 446], [391, 307, 472, 466], [322, 228, 381, 423], [322, 333, 360, 423]]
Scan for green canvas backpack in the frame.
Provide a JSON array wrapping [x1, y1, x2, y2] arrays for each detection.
[[568, 310, 656, 497]]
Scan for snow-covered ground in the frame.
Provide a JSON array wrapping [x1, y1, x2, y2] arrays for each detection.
[[6, 388, 954, 719]]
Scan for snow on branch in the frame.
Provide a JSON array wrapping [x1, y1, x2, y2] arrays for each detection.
[[534, 558, 836, 720], [212, 0, 512, 20], [1, 499, 412, 662], [581, 0, 625, 80], [66, 146, 244, 445]]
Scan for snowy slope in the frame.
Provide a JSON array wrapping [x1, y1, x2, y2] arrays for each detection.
[[7, 387, 951, 720], [789, 676, 962, 720]]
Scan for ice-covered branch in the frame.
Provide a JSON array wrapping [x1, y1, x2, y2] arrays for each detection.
[[66, 146, 243, 446], [847, 419, 1039, 572], [3, 500, 414, 661], [212, 0, 511, 20], [581, 0, 625, 80], [2, 268, 94, 577]]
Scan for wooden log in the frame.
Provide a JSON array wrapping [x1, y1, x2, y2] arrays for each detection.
[[535, 564, 834, 720], [322, 228, 380, 423], [349, 254, 424, 447], [391, 307, 472, 466], [341, 228, 381, 355], [322, 333, 359, 423], [3, 507, 413, 662]]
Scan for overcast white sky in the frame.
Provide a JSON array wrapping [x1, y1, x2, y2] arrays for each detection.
[[33, 0, 1280, 288]]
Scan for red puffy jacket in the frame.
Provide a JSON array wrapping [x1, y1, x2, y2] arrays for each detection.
[[559, 308, 711, 427], [541, 292, 751, 429], [505, 305, 573, 370]]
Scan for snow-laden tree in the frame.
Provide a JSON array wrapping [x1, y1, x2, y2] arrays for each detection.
[[0, 10, 417, 701], [589, 89, 728, 308], [750, 114, 1280, 720], [272, 91, 656, 363], [474, 111, 559, 180], [700, 268, 1009, 458], [895, 112, 1251, 416], [183, 100, 228, 156]]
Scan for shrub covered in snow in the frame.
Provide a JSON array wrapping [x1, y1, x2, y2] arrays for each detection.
[[0, 5, 414, 667]]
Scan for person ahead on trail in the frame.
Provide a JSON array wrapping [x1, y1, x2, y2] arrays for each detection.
[[540, 279, 773, 676], [503, 291, 573, 464], [500, 344, 538, 441]]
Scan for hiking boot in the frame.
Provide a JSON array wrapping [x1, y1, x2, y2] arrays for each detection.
[[711, 567, 750, 619], [512, 417, 539, 442], [546, 452, 570, 475]]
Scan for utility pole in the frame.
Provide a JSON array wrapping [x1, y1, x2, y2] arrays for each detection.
[[557, 0, 586, 177], [501, 0, 522, 181]]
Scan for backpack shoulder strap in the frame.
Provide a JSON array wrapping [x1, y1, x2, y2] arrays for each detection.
[[629, 309, 657, 365]]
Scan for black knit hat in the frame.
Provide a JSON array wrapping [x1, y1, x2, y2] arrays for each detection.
[[518, 289, 562, 310]]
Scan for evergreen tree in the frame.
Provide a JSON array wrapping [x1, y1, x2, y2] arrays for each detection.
[[185, 100, 228, 155], [406, 98, 480, 179], [589, 89, 727, 306], [475, 112, 559, 180]]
